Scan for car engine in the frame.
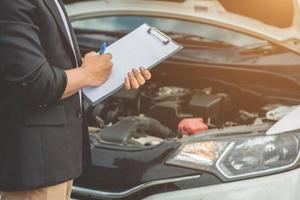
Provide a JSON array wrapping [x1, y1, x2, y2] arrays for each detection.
[[86, 76, 298, 148]]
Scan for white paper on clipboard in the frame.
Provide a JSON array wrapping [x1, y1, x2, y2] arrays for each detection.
[[82, 24, 183, 105]]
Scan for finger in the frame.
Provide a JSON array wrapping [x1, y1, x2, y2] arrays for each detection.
[[124, 77, 131, 90], [108, 61, 113, 68], [105, 61, 113, 75], [128, 72, 140, 89], [132, 68, 145, 85], [85, 51, 97, 57], [100, 53, 112, 60], [140, 67, 152, 80]]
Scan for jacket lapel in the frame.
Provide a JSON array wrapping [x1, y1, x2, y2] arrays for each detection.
[[43, 0, 81, 66]]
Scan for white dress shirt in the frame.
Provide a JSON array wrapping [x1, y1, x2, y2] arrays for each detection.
[[54, 0, 82, 106]]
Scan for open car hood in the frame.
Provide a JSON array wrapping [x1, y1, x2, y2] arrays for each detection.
[[66, 0, 300, 54], [189, 0, 300, 54]]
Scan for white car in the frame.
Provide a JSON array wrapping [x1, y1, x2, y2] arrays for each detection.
[[65, 0, 300, 200]]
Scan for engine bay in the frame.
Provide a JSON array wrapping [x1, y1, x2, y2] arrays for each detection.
[[86, 68, 300, 148]]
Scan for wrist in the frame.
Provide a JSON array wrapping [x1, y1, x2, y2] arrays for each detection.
[[78, 66, 93, 87]]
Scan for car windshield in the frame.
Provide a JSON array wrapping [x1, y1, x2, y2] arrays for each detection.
[[72, 15, 300, 66]]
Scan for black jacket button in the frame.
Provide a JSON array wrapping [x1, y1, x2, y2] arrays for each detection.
[[37, 104, 47, 108], [77, 110, 83, 119]]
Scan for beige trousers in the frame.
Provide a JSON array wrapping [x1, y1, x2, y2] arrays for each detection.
[[0, 180, 73, 200]]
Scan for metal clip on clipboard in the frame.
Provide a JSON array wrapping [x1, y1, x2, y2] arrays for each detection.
[[147, 27, 170, 45]]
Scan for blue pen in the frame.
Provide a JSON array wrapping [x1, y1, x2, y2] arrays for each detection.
[[97, 42, 107, 55]]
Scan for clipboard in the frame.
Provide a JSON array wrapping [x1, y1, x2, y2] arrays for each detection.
[[82, 24, 183, 105]]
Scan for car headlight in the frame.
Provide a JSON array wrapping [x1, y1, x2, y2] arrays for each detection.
[[167, 133, 300, 179]]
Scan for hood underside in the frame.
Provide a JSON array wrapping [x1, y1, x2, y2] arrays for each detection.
[[65, 0, 300, 54], [215, 0, 300, 54]]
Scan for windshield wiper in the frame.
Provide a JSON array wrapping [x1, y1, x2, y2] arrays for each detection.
[[165, 32, 236, 48], [75, 29, 235, 48]]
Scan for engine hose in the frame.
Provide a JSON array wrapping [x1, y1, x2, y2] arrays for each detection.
[[133, 116, 175, 139]]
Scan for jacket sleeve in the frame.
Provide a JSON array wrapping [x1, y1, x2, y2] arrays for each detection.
[[0, 0, 67, 105]]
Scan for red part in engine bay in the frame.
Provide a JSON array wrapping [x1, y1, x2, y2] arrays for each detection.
[[178, 118, 209, 136]]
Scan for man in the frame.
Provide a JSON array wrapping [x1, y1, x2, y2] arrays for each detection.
[[0, 0, 151, 199]]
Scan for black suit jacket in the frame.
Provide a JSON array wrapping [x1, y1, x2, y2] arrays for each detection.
[[0, 0, 88, 190]]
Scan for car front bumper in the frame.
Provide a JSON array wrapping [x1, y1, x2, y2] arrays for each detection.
[[144, 168, 300, 200]]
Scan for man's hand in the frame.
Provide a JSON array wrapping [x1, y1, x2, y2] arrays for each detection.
[[62, 51, 113, 99], [124, 67, 151, 90], [62, 52, 151, 99], [81, 52, 113, 87]]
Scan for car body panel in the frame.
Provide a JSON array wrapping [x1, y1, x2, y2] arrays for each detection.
[[144, 167, 300, 200]]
